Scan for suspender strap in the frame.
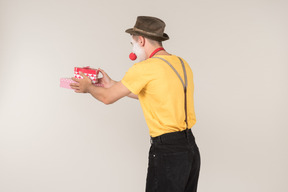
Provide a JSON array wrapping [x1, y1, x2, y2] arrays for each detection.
[[153, 57, 188, 130]]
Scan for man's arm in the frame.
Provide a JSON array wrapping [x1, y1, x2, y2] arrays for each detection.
[[88, 81, 131, 104], [97, 69, 138, 100], [127, 92, 138, 99], [110, 80, 138, 100]]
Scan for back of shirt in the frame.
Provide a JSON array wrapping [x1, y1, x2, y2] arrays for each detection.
[[121, 54, 196, 137]]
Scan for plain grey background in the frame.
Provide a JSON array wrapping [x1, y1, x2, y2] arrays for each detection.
[[0, 0, 287, 191]]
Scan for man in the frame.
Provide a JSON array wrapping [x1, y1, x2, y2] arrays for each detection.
[[70, 16, 201, 192]]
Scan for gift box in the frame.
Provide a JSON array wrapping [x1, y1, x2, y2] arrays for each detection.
[[74, 66, 99, 84], [60, 77, 104, 89], [60, 78, 77, 89]]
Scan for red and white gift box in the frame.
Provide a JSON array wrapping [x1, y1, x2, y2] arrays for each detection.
[[74, 66, 99, 84]]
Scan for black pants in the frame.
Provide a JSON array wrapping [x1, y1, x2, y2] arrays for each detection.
[[145, 129, 201, 192]]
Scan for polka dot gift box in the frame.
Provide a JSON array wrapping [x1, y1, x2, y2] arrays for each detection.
[[60, 78, 77, 89]]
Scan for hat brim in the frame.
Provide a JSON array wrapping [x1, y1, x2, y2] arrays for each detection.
[[125, 28, 169, 41]]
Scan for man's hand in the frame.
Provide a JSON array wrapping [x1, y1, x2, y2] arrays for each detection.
[[70, 72, 93, 93], [97, 69, 116, 88]]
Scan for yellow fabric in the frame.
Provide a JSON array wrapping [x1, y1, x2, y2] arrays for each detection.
[[121, 55, 196, 137]]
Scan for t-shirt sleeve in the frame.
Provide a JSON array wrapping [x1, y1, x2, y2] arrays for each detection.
[[121, 62, 151, 95]]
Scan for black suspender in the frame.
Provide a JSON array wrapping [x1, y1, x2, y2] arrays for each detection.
[[153, 57, 188, 130]]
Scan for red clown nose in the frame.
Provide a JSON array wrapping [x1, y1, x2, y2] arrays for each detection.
[[129, 52, 137, 61]]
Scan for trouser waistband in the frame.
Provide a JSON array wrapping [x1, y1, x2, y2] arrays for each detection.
[[150, 128, 194, 144]]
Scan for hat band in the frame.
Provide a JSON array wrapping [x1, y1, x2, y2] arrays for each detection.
[[133, 27, 163, 37]]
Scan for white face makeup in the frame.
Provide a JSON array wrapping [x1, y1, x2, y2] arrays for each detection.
[[130, 36, 146, 62]]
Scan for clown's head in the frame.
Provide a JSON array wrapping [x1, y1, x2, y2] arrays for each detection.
[[129, 35, 164, 62]]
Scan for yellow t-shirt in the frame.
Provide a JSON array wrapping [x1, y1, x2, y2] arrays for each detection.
[[121, 55, 196, 137]]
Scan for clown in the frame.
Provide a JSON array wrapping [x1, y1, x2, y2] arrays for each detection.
[[70, 16, 201, 192]]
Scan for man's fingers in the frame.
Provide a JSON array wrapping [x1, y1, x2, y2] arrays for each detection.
[[98, 68, 107, 77], [79, 71, 88, 78], [72, 77, 80, 82], [70, 83, 79, 86], [97, 77, 103, 83], [72, 86, 81, 92], [95, 83, 104, 87], [70, 83, 79, 89], [74, 89, 81, 93], [98, 68, 105, 75]]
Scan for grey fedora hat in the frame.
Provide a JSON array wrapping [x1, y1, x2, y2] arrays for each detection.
[[125, 16, 169, 41]]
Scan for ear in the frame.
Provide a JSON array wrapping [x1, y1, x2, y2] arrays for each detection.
[[138, 36, 146, 47]]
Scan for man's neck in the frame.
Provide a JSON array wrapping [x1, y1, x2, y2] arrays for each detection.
[[146, 46, 170, 58]]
